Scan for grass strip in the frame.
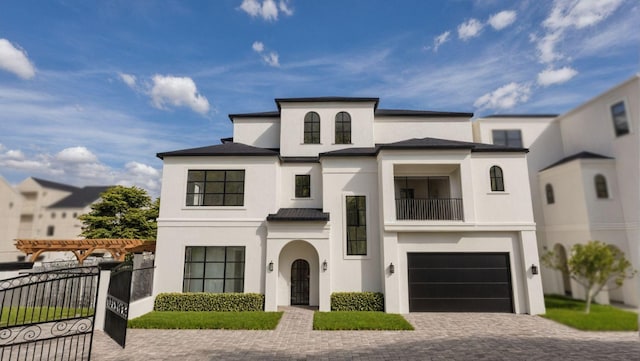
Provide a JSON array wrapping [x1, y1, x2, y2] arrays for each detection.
[[313, 311, 414, 330], [542, 294, 638, 331], [128, 311, 283, 330]]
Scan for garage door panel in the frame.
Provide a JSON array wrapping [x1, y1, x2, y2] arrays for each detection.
[[410, 298, 514, 313], [408, 268, 511, 283], [407, 253, 513, 313], [408, 283, 511, 299]]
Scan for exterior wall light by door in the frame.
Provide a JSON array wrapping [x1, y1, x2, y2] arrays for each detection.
[[322, 260, 328, 272], [268, 261, 274, 272], [389, 263, 395, 274], [531, 264, 538, 275]]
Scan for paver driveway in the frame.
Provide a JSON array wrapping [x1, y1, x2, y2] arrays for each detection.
[[91, 307, 638, 360]]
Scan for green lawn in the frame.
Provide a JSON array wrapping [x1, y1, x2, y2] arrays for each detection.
[[128, 311, 283, 330], [542, 294, 638, 331], [0, 307, 94, 327], [313, 311, 414, 330]]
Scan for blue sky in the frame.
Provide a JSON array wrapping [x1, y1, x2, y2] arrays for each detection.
[[0, 0, 638, 196]]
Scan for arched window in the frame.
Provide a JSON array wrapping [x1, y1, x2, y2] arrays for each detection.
[[335, 111, 351, 144], [545, 183, 555, 204], [304, 112, 320, 144], [490, 166, 504, 191], [594, 174, 608, 198]]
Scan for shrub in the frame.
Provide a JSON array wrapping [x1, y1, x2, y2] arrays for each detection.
[[154, 293, 264, 312], [331, 292, 384, 311]]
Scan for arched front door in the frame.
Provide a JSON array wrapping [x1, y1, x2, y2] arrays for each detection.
[[291, 259, 310, 305]]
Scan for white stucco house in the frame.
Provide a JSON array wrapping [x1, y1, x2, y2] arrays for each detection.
[[153, 97, 546, 314], [474, 74, 639, 307]]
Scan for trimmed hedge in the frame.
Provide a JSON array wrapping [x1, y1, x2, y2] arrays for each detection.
[[154, 293, 264, 312], [331, 292, 384, 311]]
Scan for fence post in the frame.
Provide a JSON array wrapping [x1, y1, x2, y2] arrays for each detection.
[[95, 261, 121, 331]]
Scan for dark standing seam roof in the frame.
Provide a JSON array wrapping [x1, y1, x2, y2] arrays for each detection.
[[540, 151, 614, 171], [157, 142, 280, 159], [319, 137, 528, 157], [31, 178, 79, 192], [267, 208, 330, 221], [48, 186, 112, 208], [483, 114, 559, 118]]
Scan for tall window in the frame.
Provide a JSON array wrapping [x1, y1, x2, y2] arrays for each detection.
[[186, 170, 245, 206], [46, 226, 55, 236], [492, 129, 523, 148], [304, 112, 320, 144], [335, 111, 351, 144], [610, 101, 629, 137], [594, 174, 609, 199], [545, 183, 555, 204], [183, 246, 245, 293], [490, 166, 505, 191], [346, 196, 367, 255], [295, 175, 311, 198]]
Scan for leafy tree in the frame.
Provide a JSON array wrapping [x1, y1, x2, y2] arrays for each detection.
[[79, 186, 159, 240], [542, 240, 636, 313]]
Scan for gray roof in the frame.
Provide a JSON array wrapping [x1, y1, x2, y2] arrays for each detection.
[[48, 186, 112, 209], [483, 114, 559, 118], [228, 111, 280, 122], [267, 208, 330, 221], [280, 157, 320, 163], [32, 178, 79, 192], [157, 143, 279, 159], [541, 151, 613, 171], [320, 137, 527, 157], [375, 109, 473, 118]]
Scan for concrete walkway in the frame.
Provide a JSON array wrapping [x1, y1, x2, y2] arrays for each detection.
[[91, 307, 639, 360]]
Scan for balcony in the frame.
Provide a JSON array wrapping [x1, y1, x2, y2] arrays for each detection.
[[395, 198, 463, 220]]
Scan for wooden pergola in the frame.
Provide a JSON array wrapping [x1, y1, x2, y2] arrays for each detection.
[[15, 239, 156, 264]]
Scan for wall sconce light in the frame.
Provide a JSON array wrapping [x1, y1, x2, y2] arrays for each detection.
[[322, 260, 328, 272], [268, 261, 274, 272], [389, 263, 395, 274], [531, 264, 538, 275]]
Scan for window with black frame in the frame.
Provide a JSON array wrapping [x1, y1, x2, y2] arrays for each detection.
[[295, 174, 311, 198], [304, 112, 321, 144], [346, 196, 367, 255], [186, 170, 244, 206], [594, 174, 609, 199], [545, 183, 555, 204], [610, 101, 629, 137], [335, 111, 351, 144], [490, 166, 505, 191], [183, 246, 245, 293], [492, 129, 523, 148]]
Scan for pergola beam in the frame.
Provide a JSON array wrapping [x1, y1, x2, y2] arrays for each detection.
[[15, 239, 156, 264]]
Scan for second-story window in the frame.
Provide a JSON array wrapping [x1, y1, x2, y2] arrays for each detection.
[[545, 183, 555, 204], [610, 101, 629, 137], [594, 174, 609, 199], [304, 112, 320, 144], [335, 111, 351, 144], [295, 175, 311, 198], [46, 226, 55, 236], [492, 129, 523, 148], [186, 170, 245, 206], [346, 196, 367, 256], [490, 166, 505, 191]]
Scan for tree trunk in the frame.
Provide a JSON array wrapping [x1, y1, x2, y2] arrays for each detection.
[[585, 289, 593, 314]]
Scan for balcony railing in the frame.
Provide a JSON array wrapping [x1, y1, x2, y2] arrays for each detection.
[[395, 198, 463, 221]]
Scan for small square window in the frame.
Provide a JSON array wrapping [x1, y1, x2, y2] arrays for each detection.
[[295, 175, 311, 198]]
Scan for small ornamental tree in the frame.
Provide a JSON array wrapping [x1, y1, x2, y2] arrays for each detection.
[[542, 240, 636, 313], [79, 186, 159, 240]]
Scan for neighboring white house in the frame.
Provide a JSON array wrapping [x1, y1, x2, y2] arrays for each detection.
[[474, 74, 640, 307], [0, 176, 112, 262], [154, 97, 545, 314]]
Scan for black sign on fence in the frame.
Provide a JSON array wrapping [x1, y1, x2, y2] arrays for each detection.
[[103, 262, 133, 348], [0, 266, 100, 361]]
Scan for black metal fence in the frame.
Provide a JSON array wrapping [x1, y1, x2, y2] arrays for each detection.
[[395, 198, 464, 220], [104, 262, 132, 348], [0, 266, 100, 361]]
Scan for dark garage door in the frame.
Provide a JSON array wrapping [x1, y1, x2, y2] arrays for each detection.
[[408, 253, 513, 312]]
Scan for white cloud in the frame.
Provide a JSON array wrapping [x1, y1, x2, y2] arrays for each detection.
[[0, 38, 36, 79], [5, 149, 25, 160], [457, 19, 484, 40], [119, 72, 137, 88], [535, 32, 563, 64], [252, 41, 265, 53], [537, 66, 578, 86], [544, 0, 624, 30], [488, 10, 517, 30], [150, 75, 210, 115], [240, 0, 292, 21], [125, 161, 160, 178], [263, 52, 280, 67], [474, 82, 531, 110], [55, 146, 98, 163], [433, 31, 451, 52]]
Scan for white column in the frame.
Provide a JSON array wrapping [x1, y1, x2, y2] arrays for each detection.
[[382, 232, 401, 313], [520, 230, 546, 315], [264, 241, 281, 311], [94, 269, 111, 331]]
